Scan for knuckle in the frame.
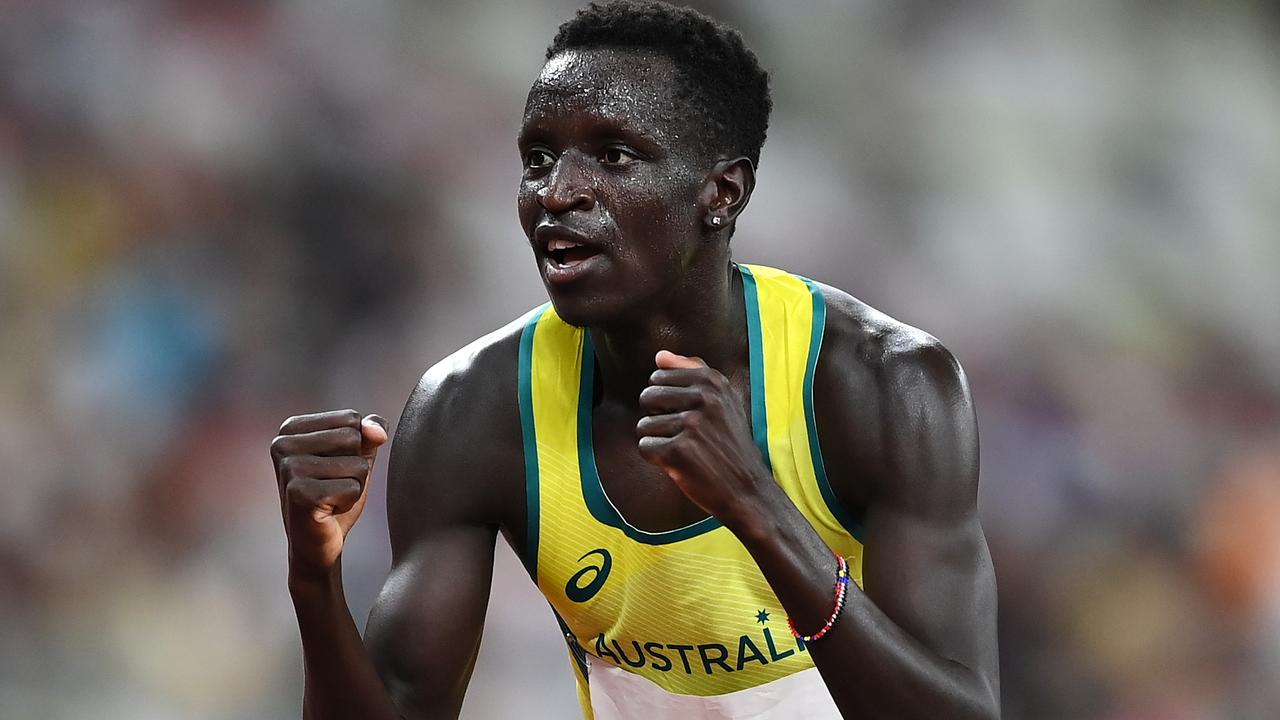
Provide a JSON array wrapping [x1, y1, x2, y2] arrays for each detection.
[[339, 425, 362, 448], [269, 434, 288, 459], [323, 426, 360, 452], [337, 478, 363, 499], [278, 455, 307, 481], [334, 458, 366, 480], [285, 479, 311, 505]]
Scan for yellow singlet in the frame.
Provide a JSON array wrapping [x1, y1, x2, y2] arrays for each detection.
[[516, 264, 865, 719]]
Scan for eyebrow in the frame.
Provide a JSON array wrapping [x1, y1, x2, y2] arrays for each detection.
[[517, 110, 664, 152]]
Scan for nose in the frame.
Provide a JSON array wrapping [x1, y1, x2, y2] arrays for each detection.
[[537, 152, 596, 214]]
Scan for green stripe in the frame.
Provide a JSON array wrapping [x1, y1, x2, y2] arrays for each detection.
[[518, 305, 549, 580], [575, 265, 773, 545], [552, 608, 591, 683], [578, 331, 725, 544], [800, 278, 865, 543], [737, 265, 773, 471]]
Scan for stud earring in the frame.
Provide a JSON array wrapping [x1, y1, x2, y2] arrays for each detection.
[[711, 216, 722, 226]]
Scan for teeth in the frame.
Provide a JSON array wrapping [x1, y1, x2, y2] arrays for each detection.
[[548, 238, 581, 251]]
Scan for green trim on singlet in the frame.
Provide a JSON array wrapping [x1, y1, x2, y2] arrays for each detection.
[[518, 305, 549, 579], [577, 333, 724, 543], [553, 607, 591, 683], [577, 266, 772, 544], [799, 278, 865, 544], [737, 264, 773, 473]]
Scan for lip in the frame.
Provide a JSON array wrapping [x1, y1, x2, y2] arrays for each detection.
[[541, 252, 606, 284], [532, 222, 608, 285], [532, 222, 602, 253]]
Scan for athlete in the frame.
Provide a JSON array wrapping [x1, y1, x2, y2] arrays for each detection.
[[270, 2, 999, 718]]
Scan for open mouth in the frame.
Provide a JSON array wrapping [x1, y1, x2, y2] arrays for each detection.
[[547, 237, 601, 266]]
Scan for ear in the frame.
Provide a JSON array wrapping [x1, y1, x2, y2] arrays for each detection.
[[699, 157, 756, 232]]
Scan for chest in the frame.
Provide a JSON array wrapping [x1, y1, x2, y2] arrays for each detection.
[[589, 372, 753, 533], [517, 265, 867, 592]]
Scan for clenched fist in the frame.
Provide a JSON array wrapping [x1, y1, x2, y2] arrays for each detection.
[[636, 350, 775, 525], [271, 409, 388, 577]]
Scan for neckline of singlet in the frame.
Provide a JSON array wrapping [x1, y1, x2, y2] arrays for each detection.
[[576, 263, 773, 544]]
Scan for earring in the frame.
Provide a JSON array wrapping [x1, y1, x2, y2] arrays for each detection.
[[711, 216, 722, 226]]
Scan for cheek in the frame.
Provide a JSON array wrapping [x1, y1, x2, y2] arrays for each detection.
[[516, 181, 540, 232], [605, 190, 700, 283], [611, 178, 700, 242]]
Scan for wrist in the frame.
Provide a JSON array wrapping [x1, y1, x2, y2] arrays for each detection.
[[721, 475, 788, 547], [288, 556, 344, 602]]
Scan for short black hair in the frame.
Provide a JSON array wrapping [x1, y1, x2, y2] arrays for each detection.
[[546, 0, 772, 167]]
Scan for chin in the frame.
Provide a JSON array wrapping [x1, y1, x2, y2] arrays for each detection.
[[545, 295, 606, 329], [543, 285, 640, 330], [538, 261, 667, 329]]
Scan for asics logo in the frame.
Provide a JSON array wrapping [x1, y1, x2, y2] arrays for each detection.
[[566, 548, 612, 602]]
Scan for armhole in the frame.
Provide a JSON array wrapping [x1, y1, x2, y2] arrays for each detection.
[[518, 305, 548, 580], [737, 264, 774, 471], [800, 279, 867, 544]]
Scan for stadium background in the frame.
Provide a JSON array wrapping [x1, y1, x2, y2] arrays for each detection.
[[2, 1, 1278, 717]]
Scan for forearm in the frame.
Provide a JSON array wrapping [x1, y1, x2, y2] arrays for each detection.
[[728, 492, 998, 720], [290, 562, 403, 720]]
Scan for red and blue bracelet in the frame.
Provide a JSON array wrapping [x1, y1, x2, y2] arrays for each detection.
[[786, 552, 851, 643]]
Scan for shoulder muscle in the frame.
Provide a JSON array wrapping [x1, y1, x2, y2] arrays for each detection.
[[386, 316, 528, 558], [812, 283, 979, 516]]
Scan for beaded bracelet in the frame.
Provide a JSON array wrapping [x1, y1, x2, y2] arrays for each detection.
[[786, 552, 850, 643]]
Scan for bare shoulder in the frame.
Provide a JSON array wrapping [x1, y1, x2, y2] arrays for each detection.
[[810, 282, 978, 514], [813, 281, 964, 384], [398, 314, 528, 439], [386, 312, 533, 557]]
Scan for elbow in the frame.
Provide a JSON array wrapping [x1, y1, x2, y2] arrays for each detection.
[[949, 688, 999, 720], [975, 700, 1001, 720], [945, 660, 1000, 720], [968, 673, 1001, 720]]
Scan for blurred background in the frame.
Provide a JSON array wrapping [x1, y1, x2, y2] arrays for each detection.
[[2, 0, 1278, 717]]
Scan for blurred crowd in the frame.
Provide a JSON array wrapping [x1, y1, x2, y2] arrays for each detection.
[[2, 1, 1277, 718]]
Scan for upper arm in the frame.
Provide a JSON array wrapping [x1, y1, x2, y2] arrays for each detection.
[[363, 335, 524, 719], [816, 296, 999, 703], [863, 339, 997, 689]]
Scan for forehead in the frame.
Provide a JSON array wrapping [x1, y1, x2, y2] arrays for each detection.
[[522, 48, 684, 138]]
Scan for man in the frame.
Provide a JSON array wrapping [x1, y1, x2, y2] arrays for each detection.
[[270, 2, 999, 718]]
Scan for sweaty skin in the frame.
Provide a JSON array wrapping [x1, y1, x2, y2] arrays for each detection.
[[272, 47, 999, 720]]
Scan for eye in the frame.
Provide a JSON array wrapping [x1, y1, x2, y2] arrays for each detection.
[[524, 148, 555, 170], [600, 147, 638, 166]]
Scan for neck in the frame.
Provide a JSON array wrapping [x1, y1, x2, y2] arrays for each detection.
[[589, 259, 747, 407]]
